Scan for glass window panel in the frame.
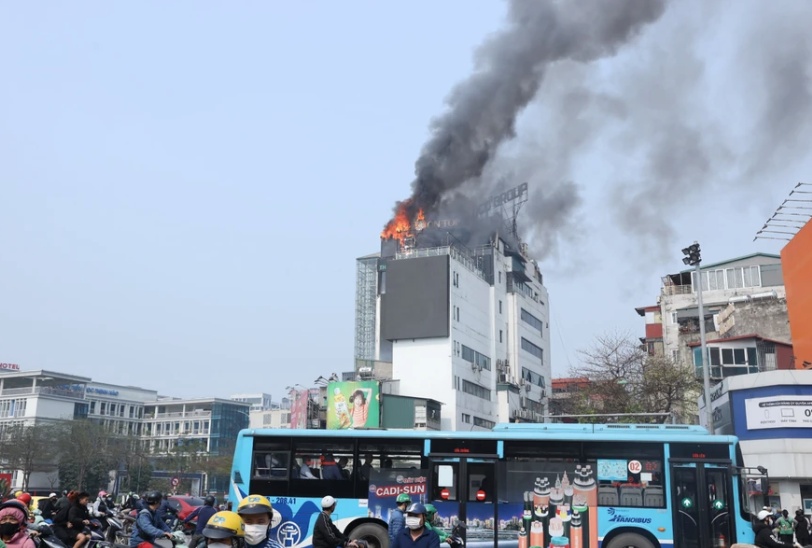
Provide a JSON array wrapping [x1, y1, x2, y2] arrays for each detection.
[[721, 349, 734, 365], [710, 347, 721, 366], [747, 347, 757, 366], [733, 348, 746, 365]]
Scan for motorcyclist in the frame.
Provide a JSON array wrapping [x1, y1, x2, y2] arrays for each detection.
[[236, 495, 279, 548], [129, 491, 172, 548], [423, 505, 449, 545], [388, 494, 411, 544], [155, 495, 174, 529], [0, 500, 36, 548], [390, 503, 440, 548], [201, 511, 244, 548], [91, 491, 110, 518], [313, 496, 357, 548], [40, 494, 59, 521], [184, 496, 218, 548], [754, 509, 803, 548]]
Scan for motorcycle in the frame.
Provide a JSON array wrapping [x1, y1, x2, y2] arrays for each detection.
[[172, 517, 196, 536], [84, 517, 109, 548], [28, 522, 70, 548], [151, 531, 188, 548], [447, 523, 466, 548], [101, 509, 125, 545]]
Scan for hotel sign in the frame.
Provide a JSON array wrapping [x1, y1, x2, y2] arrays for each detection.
[[0, 363, 20, 371]]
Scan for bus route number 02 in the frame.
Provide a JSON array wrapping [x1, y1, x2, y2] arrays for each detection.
[[628, 460, 642, 474]]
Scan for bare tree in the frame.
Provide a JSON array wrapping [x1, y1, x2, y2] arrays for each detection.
[[569, 332, 700, 423], [0, 423, 58, 490]]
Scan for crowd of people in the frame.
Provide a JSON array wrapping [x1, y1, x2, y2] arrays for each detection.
[[754, 507, 812, 548]]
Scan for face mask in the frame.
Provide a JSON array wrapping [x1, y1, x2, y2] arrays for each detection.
[[0, 522, 20, 538], [243, 525, 268, 545], [405, 516, 422, 530]]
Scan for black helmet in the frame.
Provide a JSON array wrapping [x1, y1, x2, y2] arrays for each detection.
[[204, 496, 216, 507], [145, 491, 163, 505]]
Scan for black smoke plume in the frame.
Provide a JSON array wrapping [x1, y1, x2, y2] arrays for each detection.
[[395, 0, 666, 223]]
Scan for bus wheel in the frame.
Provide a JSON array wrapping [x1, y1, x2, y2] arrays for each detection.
[[350, 523, 389, 548], [605, 532, 655, 548]]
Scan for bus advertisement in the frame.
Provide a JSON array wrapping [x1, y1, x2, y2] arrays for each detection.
[[229, 423, 767, 548]]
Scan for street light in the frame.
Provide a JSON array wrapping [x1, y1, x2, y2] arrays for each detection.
[[682, 242, 713, 433]]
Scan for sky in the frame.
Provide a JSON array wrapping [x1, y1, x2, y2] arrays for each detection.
[[1, 1, 810, 400]]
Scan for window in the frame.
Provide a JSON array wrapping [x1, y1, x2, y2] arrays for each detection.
[[454, 306, 460, 322], [90, 401, 96, 414], [670, 311, 678, 324], [461, 413, 471, 424], [521, 337, 544, 363], [462, 380, 491, 400], [522, 367, 546, 388], [498, 271, 502, 283], [462, 345, 491, 370], [499, 330, 503, 343], [454, 341, 461, 356], [100, 402, 107, 415], [521, 308, 543, 335], [499, 300, 502, 314], [473, 416, 495, 429], [453, 271, 460, 288]]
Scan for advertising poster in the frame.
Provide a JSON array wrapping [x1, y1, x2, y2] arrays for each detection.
[[326, 381, 380, 429], [367, 468, 429, 522], [288, 389, 309, 430], [745, 395, 812, 430], [496, 461, 599, 548]]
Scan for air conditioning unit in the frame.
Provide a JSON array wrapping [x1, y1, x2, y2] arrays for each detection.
[[524, 383, 532, 392], [496, 359, 504, 371], [470, 361, 480, 372], [520, 396, 527, 407], [498, 372, 507, 383]]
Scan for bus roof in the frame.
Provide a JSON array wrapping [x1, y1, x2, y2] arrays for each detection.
[[239, 423, 738, 445]]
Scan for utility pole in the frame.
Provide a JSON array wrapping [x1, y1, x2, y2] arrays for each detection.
[[682, 242, 713, 433]]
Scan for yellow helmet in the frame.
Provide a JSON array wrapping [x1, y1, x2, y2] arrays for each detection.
[[203, 511, 245, 539], [237, 495, 273, 516]]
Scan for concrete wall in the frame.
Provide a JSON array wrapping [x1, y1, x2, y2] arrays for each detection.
[[723, 299, 791, 342], [781, 221, 812, 368]]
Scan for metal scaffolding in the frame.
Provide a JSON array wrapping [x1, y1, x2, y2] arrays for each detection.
[[354, 255, 379, 361]]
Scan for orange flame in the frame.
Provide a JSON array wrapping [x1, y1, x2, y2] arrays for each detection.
[[381, 202, 425, 244]]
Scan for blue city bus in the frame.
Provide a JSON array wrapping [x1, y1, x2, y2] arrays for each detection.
[[229, 423, 766, 548]]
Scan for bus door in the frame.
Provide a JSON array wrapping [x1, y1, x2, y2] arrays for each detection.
[[671, 463, 733, 548], [429, 457, 498, 546]]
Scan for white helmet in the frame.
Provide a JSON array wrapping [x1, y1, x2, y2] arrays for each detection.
[[321, 496, 336, 509], [757, 510, 772, 521]]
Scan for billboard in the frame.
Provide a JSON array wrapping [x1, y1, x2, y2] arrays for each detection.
[[289, 389, 309, 429], [781, 219, 812, 368], [326, 381, 380, 430], [744, 395, 812, 430]]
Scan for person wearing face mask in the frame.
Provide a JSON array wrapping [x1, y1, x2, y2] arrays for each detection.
[[313, 496, 357, 548], [754, 509, 803, 548], [184, 496, 218, 548], [391, 503, 440, 548], [0, 500, 36, 548], [202, 511, 245, 548], [236, 495, 282, 548]]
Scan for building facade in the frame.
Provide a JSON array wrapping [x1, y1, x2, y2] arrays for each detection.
[[648, 253, 788, 381], [697, 370, 812, 512], [781, 218, 812, 369], [141, 397, 250, 455], [230, 393, 274, 412], [356, 233, 550, 430]]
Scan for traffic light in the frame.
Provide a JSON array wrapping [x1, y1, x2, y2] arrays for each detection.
[[682, 243, 701, 266]]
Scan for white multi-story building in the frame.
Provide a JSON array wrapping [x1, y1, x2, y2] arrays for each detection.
[[356, 232, 550, 430], [658, 253, 786, 371]]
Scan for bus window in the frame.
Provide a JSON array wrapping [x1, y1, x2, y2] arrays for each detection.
[[289, 440, 355, 498], [357, 439, 425, 496], [433, 463, 459, 501], [253, 451, 288, 479]]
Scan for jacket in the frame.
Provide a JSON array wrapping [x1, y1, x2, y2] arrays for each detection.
[[2, 529, 35, 548], [312, 511, 348, 548], [388, 508, 405, 543], [184, 505, 217, 535], [130, 508, 171, 547], [67, 503, 90, 531], [321, 463, 344, 481], [39, 499, 58, 520], [754, 522, 793, 548], [423, 523, 448, 543], [391, 527, 441, 548], [796, 515, 811, 544]]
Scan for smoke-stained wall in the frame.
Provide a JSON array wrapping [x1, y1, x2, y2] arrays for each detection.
[[380, 255, 450, 340]]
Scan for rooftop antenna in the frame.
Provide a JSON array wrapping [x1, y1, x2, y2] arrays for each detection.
[[755, 182, 812, 242]]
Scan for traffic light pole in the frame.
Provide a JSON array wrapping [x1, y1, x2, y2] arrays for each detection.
[[695, 260, 713, 433]]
